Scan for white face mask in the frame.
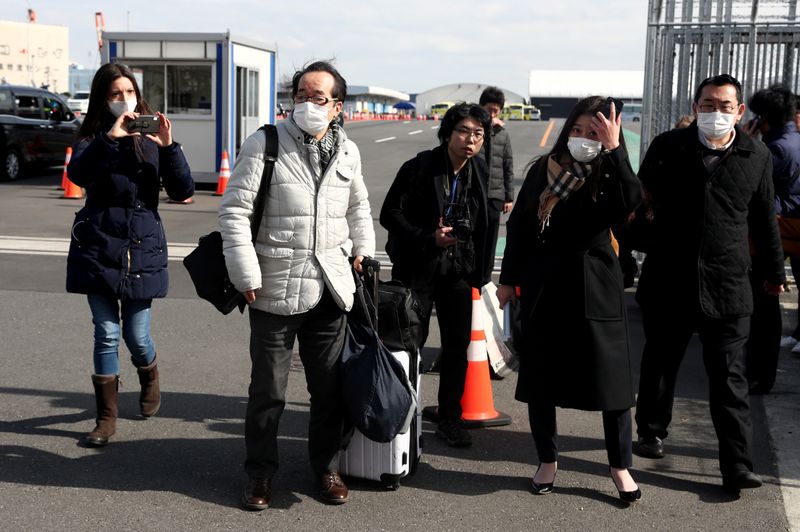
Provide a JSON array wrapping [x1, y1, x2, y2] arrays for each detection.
[[107, 98, 137, 118], [696, 111, 737, 140], [293, 101, 332, 135], [567, 137, 603, 162]]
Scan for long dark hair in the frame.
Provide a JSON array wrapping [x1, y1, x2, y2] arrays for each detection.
[[78, 63, 153, 138]]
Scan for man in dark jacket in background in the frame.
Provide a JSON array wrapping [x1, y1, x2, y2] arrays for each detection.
[[744, 84, 800, 393], [633, 74, 785, 492], [477, 87, 514, 280]]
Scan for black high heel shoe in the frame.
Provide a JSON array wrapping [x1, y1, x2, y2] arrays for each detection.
[[610, 467, 642, 503], [531, 463, 556, 495]]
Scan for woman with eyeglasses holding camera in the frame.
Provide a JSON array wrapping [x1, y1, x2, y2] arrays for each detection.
[[380, 102, 493, 449], [496, 96, 642, 502], [65, 63, 194, 447]]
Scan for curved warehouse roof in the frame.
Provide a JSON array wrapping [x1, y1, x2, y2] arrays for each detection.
[[528, 70, 644, 99], [415, 83, 526, 114], [348, 86, 409, 101]]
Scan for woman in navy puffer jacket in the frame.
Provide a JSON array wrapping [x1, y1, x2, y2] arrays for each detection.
[[66, 63, 194, 447]]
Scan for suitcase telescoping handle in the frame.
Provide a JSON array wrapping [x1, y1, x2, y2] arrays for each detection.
[[360, 257, 381, 325]]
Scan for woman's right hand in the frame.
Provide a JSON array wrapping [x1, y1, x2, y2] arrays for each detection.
[[496, 284, 516, 309], [107, 111, 139, 140], [242, 289, 256, 304]]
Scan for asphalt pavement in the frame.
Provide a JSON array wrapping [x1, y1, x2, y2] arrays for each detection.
[[1, 120, 798, 531]]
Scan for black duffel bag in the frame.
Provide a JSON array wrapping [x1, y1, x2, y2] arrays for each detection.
[[182, 125, 277, 315], [183, 231, 246, 314], [342, 268, 415, 443]]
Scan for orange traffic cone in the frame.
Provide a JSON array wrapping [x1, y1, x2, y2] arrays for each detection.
[[59, 146, 73, 190], [420, 287, 512, 428], [214, 150, 231, 196], [63, 176, 83, 199], [460, 287, 512, 427]]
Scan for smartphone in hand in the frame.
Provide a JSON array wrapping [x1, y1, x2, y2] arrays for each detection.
[[127, 115, 160, 134], [602, 97, 624, 119]]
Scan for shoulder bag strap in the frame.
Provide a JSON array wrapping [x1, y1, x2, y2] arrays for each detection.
[[250, 124, 279, 243]]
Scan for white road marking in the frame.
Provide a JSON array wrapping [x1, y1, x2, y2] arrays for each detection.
[[408, 130, 423, 135], [0, 235, 397, 265], [430, 125, 440, 129], [375, 137, 396, 143]]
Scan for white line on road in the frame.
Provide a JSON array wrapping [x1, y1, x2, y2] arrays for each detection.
[[375, 137, 396, 143], [408, 130, 423, 135], [0, 235, 398, 265], [430, 125, 439, 129]]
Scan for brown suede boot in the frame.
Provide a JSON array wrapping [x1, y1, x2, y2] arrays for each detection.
[[85, 375, 118, 447], [136, 356, 161, 417]]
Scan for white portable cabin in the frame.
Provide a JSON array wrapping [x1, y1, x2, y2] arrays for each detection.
[[102, 31, 276, 183]]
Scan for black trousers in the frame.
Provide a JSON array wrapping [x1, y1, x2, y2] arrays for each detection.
[[415, 274, 472, 422], [745, 269, 781, 392], [244, 288, 348, 479], [635, 304, 753, 474], [528, 402, 633, 468]]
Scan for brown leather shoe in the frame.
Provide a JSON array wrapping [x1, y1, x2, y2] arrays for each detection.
[[242, 477, 271, 511], [319, 471, 348, 504]]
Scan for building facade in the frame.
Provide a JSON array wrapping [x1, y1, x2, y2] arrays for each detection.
[[0, 20, 69, 92]]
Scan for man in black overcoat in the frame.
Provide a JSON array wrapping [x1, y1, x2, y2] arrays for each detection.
[[634, 74, 785, 492]]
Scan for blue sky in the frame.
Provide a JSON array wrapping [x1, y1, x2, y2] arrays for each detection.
[[3, 0, 650, 96]]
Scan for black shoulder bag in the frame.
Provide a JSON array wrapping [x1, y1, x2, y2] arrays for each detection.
[[183, 125, 278, 314]]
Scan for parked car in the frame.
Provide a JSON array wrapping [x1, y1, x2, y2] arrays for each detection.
[[67, 91, 90, 116], [0, 85, 79, 180]]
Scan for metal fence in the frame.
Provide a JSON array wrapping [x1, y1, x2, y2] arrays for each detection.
[[642, 0, 800, 155]]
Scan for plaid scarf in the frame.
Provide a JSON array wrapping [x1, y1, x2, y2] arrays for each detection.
[[303, 121, 339, 174], [537, 155, 592, 233]]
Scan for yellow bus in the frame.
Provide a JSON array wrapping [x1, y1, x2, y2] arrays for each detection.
[[502, 103, 525, 120], [523, 104, 541, 121], [430, 101, 454, 119]]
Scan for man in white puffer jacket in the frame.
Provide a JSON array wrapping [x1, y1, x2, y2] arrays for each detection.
[[219, 61, 375, 511]]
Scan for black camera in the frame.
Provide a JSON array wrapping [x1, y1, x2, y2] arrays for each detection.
[[443, 201, 472, 241]]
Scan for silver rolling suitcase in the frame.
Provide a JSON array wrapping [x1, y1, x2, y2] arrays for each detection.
[[339, 261, 422, 490]]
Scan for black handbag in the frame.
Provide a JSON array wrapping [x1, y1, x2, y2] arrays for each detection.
[[375, 280, 425, 352], [341, 263, 415, 443], [183, 125, 278, 314]]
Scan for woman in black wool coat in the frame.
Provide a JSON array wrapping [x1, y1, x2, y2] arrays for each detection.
[[66, 63, 194, 448], [496, 96, 642, 502]]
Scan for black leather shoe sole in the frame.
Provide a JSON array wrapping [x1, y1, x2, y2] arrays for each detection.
[[319, 492, 349, 505], [722, 471, 762, 492]]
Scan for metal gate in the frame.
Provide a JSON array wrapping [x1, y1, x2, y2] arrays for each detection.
[[642, 0, 800, 155]]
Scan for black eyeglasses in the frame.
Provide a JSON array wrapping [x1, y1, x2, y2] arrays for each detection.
[[293, 95, 339, 106], [454, 126, 485, 140]]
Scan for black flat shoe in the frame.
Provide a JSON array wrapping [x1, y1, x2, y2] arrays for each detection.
[[531, 464, 556, 495], [610, 468, 642, 503]]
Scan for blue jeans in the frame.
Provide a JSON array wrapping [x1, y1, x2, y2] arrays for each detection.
[[87, 293, 156, 375]]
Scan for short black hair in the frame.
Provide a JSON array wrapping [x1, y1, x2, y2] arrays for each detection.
[[749, 84, 796, 129], [438, 102, 490, 145], [479, 86, 505, 108], [291, 60, 347, 101], [693, 74, 742, 104]]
